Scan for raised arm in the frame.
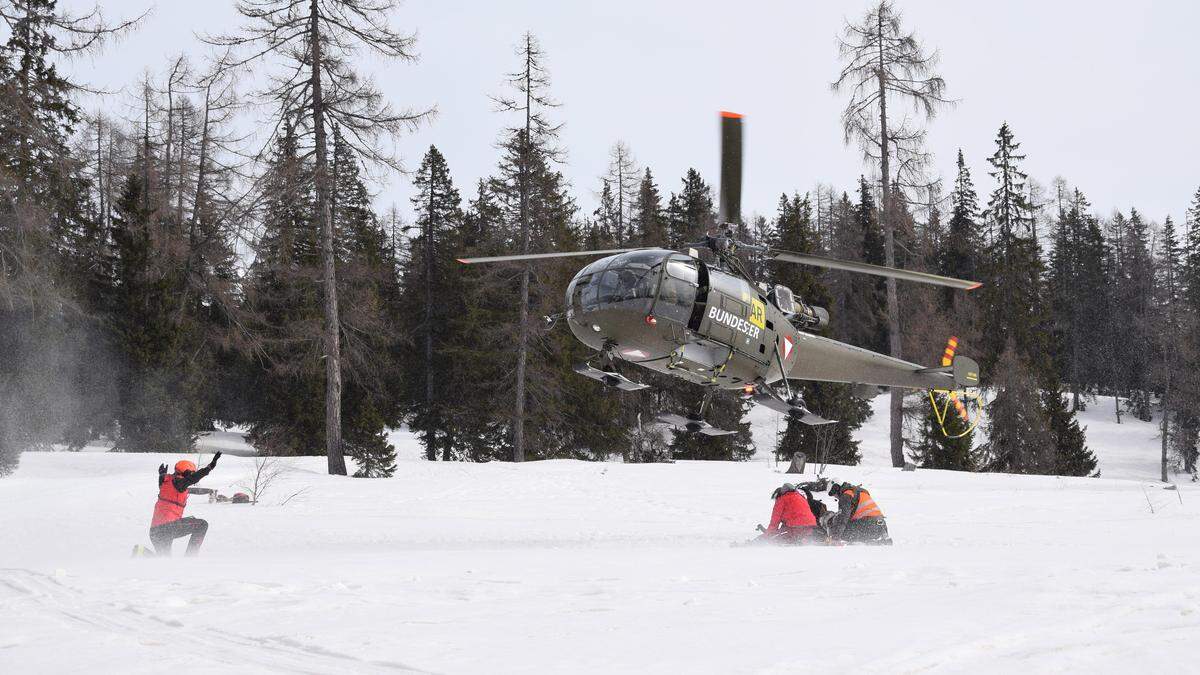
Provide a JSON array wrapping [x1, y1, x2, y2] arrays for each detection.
[[173, 452, 221, 491]]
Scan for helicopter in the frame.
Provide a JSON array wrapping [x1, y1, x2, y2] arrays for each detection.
[[459, 112, 982, 436]]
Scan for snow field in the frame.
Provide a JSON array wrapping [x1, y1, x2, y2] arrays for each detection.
[[2, 430, 1198, 673]]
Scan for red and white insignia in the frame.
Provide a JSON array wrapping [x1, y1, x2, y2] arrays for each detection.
[[782, 335, 794, 360]]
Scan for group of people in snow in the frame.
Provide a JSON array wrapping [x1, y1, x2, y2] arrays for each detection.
[[138, 453, 890, 557], [759, 479, 891, 545]]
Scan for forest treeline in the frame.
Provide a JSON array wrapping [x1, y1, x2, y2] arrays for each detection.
[[1, 0, 1197, 481]]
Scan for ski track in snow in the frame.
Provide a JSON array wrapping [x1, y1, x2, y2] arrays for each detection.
[[2, 395, 1199, 673]]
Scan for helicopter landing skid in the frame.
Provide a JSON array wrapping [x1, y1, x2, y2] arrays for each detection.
[[656, 413, 736, 436], [573, 363, 650, 391], [751, 387, 837, 426]]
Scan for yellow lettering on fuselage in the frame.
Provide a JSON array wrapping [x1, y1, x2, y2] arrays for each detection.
[[749, 299, 766, 329]]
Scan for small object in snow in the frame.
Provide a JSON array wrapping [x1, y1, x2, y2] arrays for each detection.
[[786, 452, 807, 474], [231, 492, 251, 504]]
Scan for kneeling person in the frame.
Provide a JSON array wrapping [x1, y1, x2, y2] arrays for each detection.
[[828, 481, 890, 544], [761, 483, 818, 543], [149, 452, 220, 557]]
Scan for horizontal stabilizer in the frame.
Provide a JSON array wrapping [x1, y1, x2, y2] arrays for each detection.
[[953, 356, 981, 388]]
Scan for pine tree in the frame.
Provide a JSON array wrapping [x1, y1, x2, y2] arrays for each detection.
[[106, 147, 205, 452], [1113, 208, 1154, 420], [1046, 189, 1109, 409], [331, 128, 401, 475], [978, 123, 1048, 370], [632, 168, 666, 246], [1174, 188, 1200, 478], [447, 180, 520, 461], [489, 32, 566, 462], [242, 122, 325, 456], [590, 179, 617, 247], [942, 150, 983, 296], [665, 169, 714, 248], [848, 179, 887, 353], [400, 145, 463, 462], [907, 395, 975, 471], [1042, 383, 1096, 476], [1154, 216, 1183, 481], [980, 344, 1053, 474]]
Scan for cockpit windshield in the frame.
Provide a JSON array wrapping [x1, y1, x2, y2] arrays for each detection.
[[567, 250, 700, 322]]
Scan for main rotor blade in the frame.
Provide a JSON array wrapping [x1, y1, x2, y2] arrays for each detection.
[[457, 248, 646, 264], [770, 250, 982, 290], [717, 111, 743, 225]]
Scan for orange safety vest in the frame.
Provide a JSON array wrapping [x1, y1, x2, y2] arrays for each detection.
[[843, 487, 883, 520], [151, 474, 189, 527]]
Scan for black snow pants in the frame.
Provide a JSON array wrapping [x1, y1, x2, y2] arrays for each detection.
[[842, 517, 890, 544], [149, 517, 208, 557]]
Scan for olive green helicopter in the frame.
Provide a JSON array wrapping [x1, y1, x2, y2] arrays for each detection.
[[460, 112, 982, 436]]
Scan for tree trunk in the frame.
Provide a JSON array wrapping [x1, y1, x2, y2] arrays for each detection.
[[1161, 399, 1169, 483], [425, 159, 436, 461], [512, 39, 533, 464], [309, 0, 346, 475], [176, 110, 186, 226], [877, 17, 905, 469]]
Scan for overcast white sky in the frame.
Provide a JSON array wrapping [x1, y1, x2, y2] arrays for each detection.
[[59, 0, 1200, 228]]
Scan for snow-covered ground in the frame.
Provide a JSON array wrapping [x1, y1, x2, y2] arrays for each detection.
[[2, 397, 1197, 673]]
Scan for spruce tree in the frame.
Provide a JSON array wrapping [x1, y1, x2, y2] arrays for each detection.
[[907, 396, 975, 471], [241, 122, 325, 456], [665, 169, 714, 248], [1042, 383, 1096, 476], [1114, 208, 1154, 420], [942, 150, 984, 303], [850, 179, 887, 353], [1046, 189, 1109, 409], [1154, 216, 1183, 481], [978, 123, 1048, 370], [106, 150, 205, 452], [331, 128, 402, 475], [400, 145, 463, 462], [980, 344, 1053, 474], [632, 168, 666, 246], [489, 32, 567, 462]]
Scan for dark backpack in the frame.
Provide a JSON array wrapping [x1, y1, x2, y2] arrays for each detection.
[[802, 488, 828, 519]]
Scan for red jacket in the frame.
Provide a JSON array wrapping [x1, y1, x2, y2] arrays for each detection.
[[765, 490, 816, 535]]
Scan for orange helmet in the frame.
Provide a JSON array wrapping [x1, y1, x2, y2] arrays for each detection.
[[175, 460, 197, 474]]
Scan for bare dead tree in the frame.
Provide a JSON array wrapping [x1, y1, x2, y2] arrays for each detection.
[[239, 455, 288, 504], [832, 0, 951, 468], [205, 0, 433, 475], [606, 141, 639, 246]]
